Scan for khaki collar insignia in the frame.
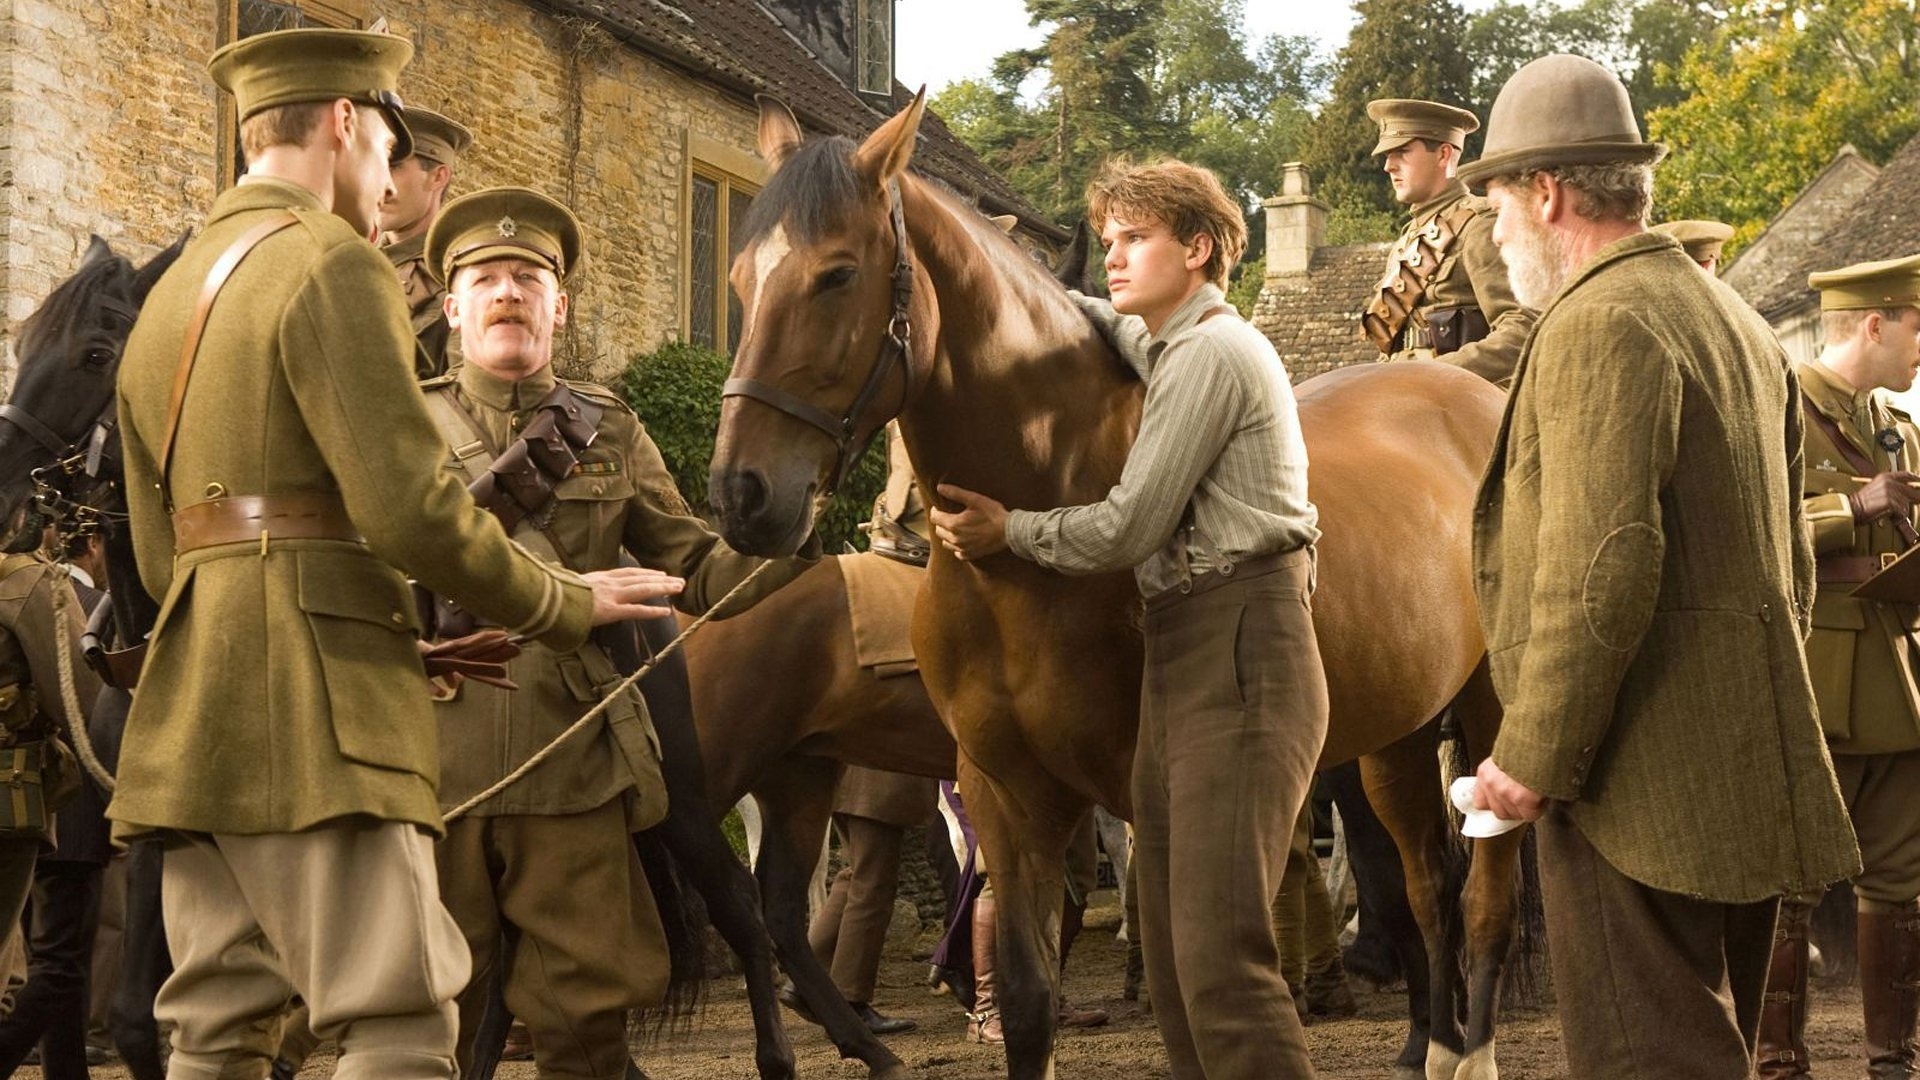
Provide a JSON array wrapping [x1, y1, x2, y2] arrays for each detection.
[[497, 216, 518, 238], [1818, 458, 1836, 471]]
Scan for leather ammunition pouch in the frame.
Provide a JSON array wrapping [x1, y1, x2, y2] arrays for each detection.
[[1425, 306, 1490, 356], [1362, 201, 1478, 353], [0, 738, 79, 833]]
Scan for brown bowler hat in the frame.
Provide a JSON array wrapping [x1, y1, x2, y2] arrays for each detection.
[[1456, 54, 1665, 192]]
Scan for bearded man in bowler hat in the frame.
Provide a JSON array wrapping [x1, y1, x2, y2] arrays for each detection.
[[1461, 54, 1858, 1078]]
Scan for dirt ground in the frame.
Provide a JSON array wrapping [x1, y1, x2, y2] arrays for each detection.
[[29, 900, 1878, 1080]]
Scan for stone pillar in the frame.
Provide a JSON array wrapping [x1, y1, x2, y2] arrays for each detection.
[[1263, 163, 1330, 277]]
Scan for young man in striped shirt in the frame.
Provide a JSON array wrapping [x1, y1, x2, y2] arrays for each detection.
[[933, 159, 1327, 1078]]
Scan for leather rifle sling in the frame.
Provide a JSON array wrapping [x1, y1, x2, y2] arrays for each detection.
[[156, 212, 301, 511]]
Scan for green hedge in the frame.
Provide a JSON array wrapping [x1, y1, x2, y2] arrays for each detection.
[[618, 340, 887, 553]]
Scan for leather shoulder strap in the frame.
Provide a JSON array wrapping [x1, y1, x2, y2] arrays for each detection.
[[157, 211, 301, 509], [420, 388, 571, 567], [1195, 303, 1239, 324], [1801, 392, 1875, 478]]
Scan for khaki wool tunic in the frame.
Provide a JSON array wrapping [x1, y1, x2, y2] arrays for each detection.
[[425, 363, 818, 822], [1380, 180, 1534, 386], [114, 178, 592, 839], [1474, 230, 1858, 902], [383, 233, 459, 380], [1796, 360, 1920, 756]]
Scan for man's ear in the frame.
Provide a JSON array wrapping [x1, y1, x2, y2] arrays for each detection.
[[443, 288, 462, 330], [328, 98, 356, 149], [1184, 232, 1215, 273], [1535, 172, 1564, 225], [553, 290, 570, 329]]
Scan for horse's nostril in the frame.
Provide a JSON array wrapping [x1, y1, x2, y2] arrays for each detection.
[[726, 469, 769, 520]]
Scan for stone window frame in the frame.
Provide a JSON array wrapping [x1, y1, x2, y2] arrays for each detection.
[[855, 0, 894, 98], [680, 132, 767, 354], [216, 0, 376, 191]]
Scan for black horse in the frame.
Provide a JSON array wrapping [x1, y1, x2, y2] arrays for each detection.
[[0, 236, 912, 1080]]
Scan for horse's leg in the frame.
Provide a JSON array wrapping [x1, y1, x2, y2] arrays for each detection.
[[1326, 759, 1431, 1077], [1361, 720, 1467, 1080], [108, 838, 169, 1080], [958, 751, 1079, 1080], [753, 758, 910, 1080], [1448, 661, 1522, 1080]]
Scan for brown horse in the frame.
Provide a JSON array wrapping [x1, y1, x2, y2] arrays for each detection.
[[710, 93, 1523, 1080]]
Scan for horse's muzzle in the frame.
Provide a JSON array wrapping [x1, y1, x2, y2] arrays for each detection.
[[709, 463, 816, 557]]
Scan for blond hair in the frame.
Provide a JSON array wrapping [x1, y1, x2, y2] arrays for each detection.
[[1086, 159, 1247, 288], [239, 101, 330, 162]]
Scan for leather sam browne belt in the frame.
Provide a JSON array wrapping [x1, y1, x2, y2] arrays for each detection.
[[1819, 553, 1898, 585], [172, 493, 362, 553]]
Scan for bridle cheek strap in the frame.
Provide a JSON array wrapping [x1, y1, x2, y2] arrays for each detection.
[[721, 180, 917, 495]]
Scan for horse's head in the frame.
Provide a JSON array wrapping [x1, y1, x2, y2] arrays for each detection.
[[0, 234, 186, 533], [710, 93, 929, 556]]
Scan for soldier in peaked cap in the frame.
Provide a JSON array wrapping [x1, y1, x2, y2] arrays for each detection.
[[417, 186, 820, 1079], [1360, 98, 1534, 387], [1757, 254, 1920, 1079], [1460, 54, 1857, 1078], [380, 105, 473, 379], [114, 29, 681, 1080], [1653, 219, 1735, 274]]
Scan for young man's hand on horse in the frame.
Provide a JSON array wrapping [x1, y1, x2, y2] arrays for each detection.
[[1473, 757, 1546, 822], [931, 485, 1009, 561], [583, 566, 684, 624]]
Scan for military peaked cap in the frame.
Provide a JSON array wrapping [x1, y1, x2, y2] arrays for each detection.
[[427, 187, 584, 287], [1366, 99, 1479, 156], [208, 27, 414, 161], [1652, 220, 1734, 265], [402, 106, 473, 167], [1457, 54, 1664, 191], [1809, 254, 1920, 311]]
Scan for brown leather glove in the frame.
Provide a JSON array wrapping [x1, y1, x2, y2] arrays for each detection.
[[418, 630, 522, 691], [1849, 471, 1920, 524]]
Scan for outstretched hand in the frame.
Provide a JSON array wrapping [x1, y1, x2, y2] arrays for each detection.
[[930, 484, 1010, 562], [583, 566, 684, 625]]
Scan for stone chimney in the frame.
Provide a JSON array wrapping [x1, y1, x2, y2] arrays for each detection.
[[1262, 163, 1330, 277]]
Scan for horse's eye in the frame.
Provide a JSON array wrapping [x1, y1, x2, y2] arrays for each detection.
[[82, 347, 114, 367], [815, 266, 857, 293]]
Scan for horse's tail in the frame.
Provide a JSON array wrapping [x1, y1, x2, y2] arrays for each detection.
[[631, 826, 712, 1037], [1439, 700, 1549, 1008]]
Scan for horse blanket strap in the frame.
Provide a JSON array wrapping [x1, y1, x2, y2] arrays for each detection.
[[158, 211, 301, 511], [1361, 200, 1477, 353], [1801, 392, 1920, 549], [171, 492, 361, 553], [720, 180, 916, 494]]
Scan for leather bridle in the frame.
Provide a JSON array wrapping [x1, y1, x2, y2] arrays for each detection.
[[721, 181, 917, 495]]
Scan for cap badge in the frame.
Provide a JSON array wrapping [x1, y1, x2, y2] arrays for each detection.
[[497, 216, 518, 239], [1879, 427, 1906, 456]]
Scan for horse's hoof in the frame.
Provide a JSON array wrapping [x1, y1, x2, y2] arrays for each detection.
[[1452, 1042, 1497, 1080], [1425, 1043, 1461, 1080], [1393, 1068, 1424, 1080]]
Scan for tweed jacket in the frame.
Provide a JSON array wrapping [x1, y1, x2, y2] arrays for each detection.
[[424, 363, 818, 824], [1381, 181, 1535, 387], [114, 178, 591, 839], [1474, 230, 1858, 902], [835, 765, 936, 827], [1795, 360, 1920, 756]]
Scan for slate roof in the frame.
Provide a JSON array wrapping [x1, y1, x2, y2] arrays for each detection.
[[1742, 134, 1920, 318], [540, 0, 1065, 240], [1253, 242, 1391, 383]]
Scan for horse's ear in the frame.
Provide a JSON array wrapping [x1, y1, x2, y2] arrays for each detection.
[[1054, 220, 1093, 291], [756, 95, 804, 169], [83, 235, 114, 266], [853, 87, 927, 191], [988, 214, 1017, 234], [132, 231, 190, 303]]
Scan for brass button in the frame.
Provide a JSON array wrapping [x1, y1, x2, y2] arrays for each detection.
[[204, 482, 227, 499], [390, 612, 406, 625]]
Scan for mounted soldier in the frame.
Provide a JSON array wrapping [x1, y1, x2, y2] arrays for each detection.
[[1652, 219, 1735, 275], [416, 185, 820, 1079], [1360, 98, 1534, 387]]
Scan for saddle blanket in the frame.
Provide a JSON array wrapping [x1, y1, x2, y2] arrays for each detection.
[[838, 551, 924, 678]]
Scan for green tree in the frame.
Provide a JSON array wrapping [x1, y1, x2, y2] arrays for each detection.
[[619, 341, 885, 552], [1461, 0, 1716, 132], [1303, 0, 1473, 214], [1649, 0, 1920, 247]]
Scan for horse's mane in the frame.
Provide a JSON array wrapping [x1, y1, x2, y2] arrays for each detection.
[[737, 136, 865, 247], [16, 252, 129, 362]]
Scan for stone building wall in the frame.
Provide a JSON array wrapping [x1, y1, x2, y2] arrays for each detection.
[[2, 0, 769, 384]]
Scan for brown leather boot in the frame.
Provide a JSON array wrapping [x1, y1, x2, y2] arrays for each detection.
[[968, 886, 1003, 1045], [1862, 902, 1920, 1079], [1055, 894, 1109, 1028], [1756, 902, 1813, 1079]]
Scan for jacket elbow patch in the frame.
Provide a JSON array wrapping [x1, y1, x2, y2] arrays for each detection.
[[1583, 522, 1662, 651]]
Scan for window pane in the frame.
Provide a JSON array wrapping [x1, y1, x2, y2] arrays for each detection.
[[690, 175, 720, 350], [725, 187, 753, 352]]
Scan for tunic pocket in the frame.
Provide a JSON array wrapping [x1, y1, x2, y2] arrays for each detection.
[[297, 551, 431, 774]]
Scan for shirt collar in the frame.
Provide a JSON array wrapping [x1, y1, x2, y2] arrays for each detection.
[[382, 232, 426, 266], [458, 360, 559, 412], [1409, 179, 1469, 220], [1149, 283, 1229, 355]]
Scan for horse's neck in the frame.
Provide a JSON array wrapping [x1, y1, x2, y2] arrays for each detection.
[[899, 188, 1140, 509]]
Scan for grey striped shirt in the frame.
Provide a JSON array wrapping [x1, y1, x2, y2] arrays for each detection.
[[1005, 284, 1320, 596]]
